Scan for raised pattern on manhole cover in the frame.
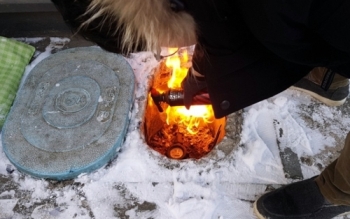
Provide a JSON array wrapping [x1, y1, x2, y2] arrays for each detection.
[[44, 76, 98, 128], [2, 47, 134, 180], [21, 60, 119, 153]]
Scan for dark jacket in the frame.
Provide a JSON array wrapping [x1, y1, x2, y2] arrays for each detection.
[[184, 0, 350, 118]]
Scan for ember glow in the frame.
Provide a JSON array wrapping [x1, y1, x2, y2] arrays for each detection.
[[165, 106, 214, 134], [145, 47, 225, 159]]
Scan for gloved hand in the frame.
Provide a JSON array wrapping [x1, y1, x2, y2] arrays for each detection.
[[181, 68, 207, 109]]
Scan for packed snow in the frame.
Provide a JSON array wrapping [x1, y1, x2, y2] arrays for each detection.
[[0, 37, 350, 219]]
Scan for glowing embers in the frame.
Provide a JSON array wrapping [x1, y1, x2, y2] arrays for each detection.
[[144, 47, 226, 159]]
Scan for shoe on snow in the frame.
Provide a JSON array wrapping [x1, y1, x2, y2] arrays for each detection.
[[254, 177, 350, 219]]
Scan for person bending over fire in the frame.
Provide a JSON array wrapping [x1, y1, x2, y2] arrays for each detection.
[[51, 0, 350, 218]]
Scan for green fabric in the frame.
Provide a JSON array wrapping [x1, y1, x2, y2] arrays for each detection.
[[0, 36, 35, 129]]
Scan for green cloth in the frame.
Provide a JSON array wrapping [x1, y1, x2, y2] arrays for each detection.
[[0, 36, 35, 129]]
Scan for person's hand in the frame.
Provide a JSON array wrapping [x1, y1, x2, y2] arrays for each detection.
[[181, 68, 207, 109]]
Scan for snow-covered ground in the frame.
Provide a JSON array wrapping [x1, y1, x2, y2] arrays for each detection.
[[1, 37, 350, 219]]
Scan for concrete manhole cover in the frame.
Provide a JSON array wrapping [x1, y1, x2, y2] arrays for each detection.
[[2, 47, 135, 180]]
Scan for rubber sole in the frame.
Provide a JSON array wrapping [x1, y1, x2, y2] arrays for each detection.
[[253, 199, 265, 219], [290, 86, 346, 107], [253, 197, 350, 219]]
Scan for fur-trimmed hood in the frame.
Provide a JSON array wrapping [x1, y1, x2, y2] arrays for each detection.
[[52, 0, 197, 54]]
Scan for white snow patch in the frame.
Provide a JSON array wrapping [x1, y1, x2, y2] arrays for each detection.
[[0, 39, 349, 218]]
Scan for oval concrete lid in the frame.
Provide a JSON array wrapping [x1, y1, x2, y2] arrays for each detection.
[[2, 47, 135, 180]]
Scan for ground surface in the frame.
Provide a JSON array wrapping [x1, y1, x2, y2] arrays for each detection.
[[1, 35, 350, 219]]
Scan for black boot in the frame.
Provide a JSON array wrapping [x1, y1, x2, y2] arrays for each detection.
[[292, 67, 349, 106], [254, 177, 350, 219]]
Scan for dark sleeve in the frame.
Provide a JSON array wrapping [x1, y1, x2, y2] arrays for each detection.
[[190, 5, 311, 118], [193, 40, 311, 118], [309, 0, 350, 74], [310, 0, 350, 56]]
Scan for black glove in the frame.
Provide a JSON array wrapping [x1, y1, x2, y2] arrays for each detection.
[[181, 68, 207, 109]]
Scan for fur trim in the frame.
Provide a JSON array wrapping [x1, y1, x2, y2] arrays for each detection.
[[82, 0, 197, 53]]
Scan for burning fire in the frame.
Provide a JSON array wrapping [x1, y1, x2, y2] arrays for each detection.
[[145, 47, 226, 159], [162, 48, 214, 134], [165, 106, 214, 134], [166, 48, 188, 89]]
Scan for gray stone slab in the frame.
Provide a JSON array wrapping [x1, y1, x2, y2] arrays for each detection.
[[2, 47, 135, 180], [274, 120, 303, 180]]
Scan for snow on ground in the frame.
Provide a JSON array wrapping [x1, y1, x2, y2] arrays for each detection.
[[0, 37, 350, 219]]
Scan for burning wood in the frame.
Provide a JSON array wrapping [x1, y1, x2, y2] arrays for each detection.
[[149, 123, 216, 159], [144, 47, 226, 159]]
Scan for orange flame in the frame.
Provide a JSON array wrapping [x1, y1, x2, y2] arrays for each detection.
[[162, 48, 215, 135], [165, 48, 188, 89]]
